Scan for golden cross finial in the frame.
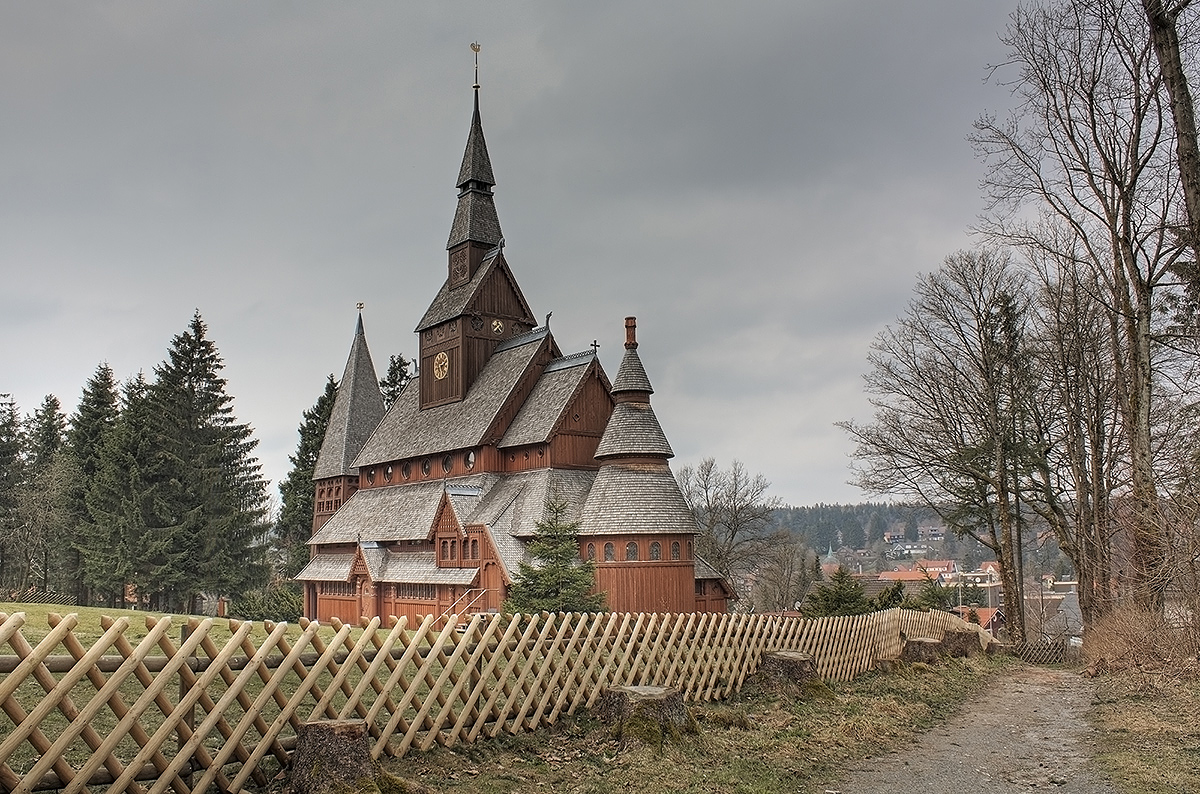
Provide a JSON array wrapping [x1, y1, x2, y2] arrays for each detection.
[[471, 42, 480, 89]]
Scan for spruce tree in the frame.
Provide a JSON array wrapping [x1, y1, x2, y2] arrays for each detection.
[[65, 364, 120, 602], [0, 395, 24, 591], [801, 566, 872, 617], [504, 500, 606, 614], [17, 395, 73, 592], [275, 374, 336, 578], [82, 375, 158, 607], [147, 312, 269, 611], [379, 354, 411, 409]]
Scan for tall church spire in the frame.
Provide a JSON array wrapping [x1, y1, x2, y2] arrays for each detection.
[[447, 75, 502, 271], [313, 312, 385, 480]]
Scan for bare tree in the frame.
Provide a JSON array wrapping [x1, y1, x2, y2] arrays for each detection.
[[839, 249, 1035, 639], [677, 458, 780, 592], [749, 532, 819, 613], [973, 0, 1187, 612]]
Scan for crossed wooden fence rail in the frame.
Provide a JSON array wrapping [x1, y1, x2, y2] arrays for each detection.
[[0, 607, 983, 794]]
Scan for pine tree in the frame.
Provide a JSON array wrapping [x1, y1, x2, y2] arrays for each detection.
[[504, 500, 606, 614], [379, 354, 411, 409], [801, 566, 872, 617], [275, 374, 336, 578], [146, 312, 269, 611]]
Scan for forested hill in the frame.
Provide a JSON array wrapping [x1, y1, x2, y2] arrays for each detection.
[[771, 503, 942, 551]]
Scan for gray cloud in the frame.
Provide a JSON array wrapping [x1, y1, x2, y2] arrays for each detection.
[[0, 1, 1018, 507]]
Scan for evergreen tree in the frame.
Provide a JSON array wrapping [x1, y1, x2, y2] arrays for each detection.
[[82, 375, 158, 607], [16, 395, 73, 592], [65, 364, 120, 602], [379, 354, 411, 409], [504, 500, 606, 614], [0, 395, 24, 591], [801, 566, 872, 617], [146, 312, 270, 611], [275, 374, 336, 578], [871, 580, 906, 611]]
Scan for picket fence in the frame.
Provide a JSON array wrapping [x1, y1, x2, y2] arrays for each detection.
[[0, 607, 981, 794]]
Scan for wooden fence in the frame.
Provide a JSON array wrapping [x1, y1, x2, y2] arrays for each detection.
[[0, 607, 983, 794]]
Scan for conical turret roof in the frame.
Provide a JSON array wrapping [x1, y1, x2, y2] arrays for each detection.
[[313, 314, 385, 479], [595, 317, 673, 461]]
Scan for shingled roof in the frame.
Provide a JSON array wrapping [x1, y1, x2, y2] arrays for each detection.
[[594, 318, 673, 461], [499, 352, 598, 448], [416, 249, 534, 332], [353, 329, 551, 467], [578, 463, 697, 537], [308, 475, 494, 545], [448, 89, 502, 250], [313, 314, 385, 480]]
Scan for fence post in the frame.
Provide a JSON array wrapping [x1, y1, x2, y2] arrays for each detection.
[[180, 622, 196, 787]]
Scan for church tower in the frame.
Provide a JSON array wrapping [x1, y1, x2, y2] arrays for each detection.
[[415, 84, 536, 409], [311, 313, 385, 533]]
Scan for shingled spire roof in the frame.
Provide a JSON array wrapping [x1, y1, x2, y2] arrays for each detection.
[[447, 88, 502, 250], [594, 317, 673, 460], [313, 314, 386, 480]]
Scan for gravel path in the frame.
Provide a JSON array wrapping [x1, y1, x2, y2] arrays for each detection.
[[818, 666, 1119, 793]]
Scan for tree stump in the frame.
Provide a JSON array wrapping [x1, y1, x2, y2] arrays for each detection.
[[941, 629, 983, 658], [900, 637, 943, 664], [289, 720, 382, 794], [746, 650, 820, 696], [594, 686, 699, 748]]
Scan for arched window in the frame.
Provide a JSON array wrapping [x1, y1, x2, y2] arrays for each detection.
[[450, 540, 457, 560], [687, 540, 693, 560], [625, 542, 639, 561], [586, 543, 596, 561], [671, 541, 681, 561], [471, 538, 479, 559], [441, 540, 449, 560], [650, 542, 661, 561], [604, 542, 615, 562]]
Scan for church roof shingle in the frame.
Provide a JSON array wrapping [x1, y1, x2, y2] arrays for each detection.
[[578, 462, 697, 537], [353, 330, 549, 467], [499, 352, 596, 448], [313, 315, 385, 480]]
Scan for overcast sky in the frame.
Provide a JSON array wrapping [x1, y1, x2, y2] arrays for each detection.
[[0, 2, 1020, 508]]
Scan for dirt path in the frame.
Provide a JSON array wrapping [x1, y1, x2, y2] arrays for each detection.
[[819, 666, 1118, 793]]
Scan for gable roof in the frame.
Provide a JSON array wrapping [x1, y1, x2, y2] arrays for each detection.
[[314, 314, 385, 480], [499, 352, 599, 448], [307, 475, 493, 545], [354, 329, 551, 467], [416, 250, 535, 332]]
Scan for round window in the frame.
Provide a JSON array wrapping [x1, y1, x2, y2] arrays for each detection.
[[402, 461, 411, 480], [464, 451, 476, 470], [421, 459, 431, 477], [442, 454, 453, 473], [366, 468, 375, 485], [384, 465, 393, 483]]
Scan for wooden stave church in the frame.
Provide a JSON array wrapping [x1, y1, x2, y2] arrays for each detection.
[[296, 86, 731, 624]]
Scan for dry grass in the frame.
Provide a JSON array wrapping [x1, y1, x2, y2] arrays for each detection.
[[388, 655, 1013, 794], [1084, 605, 1200, 793]]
